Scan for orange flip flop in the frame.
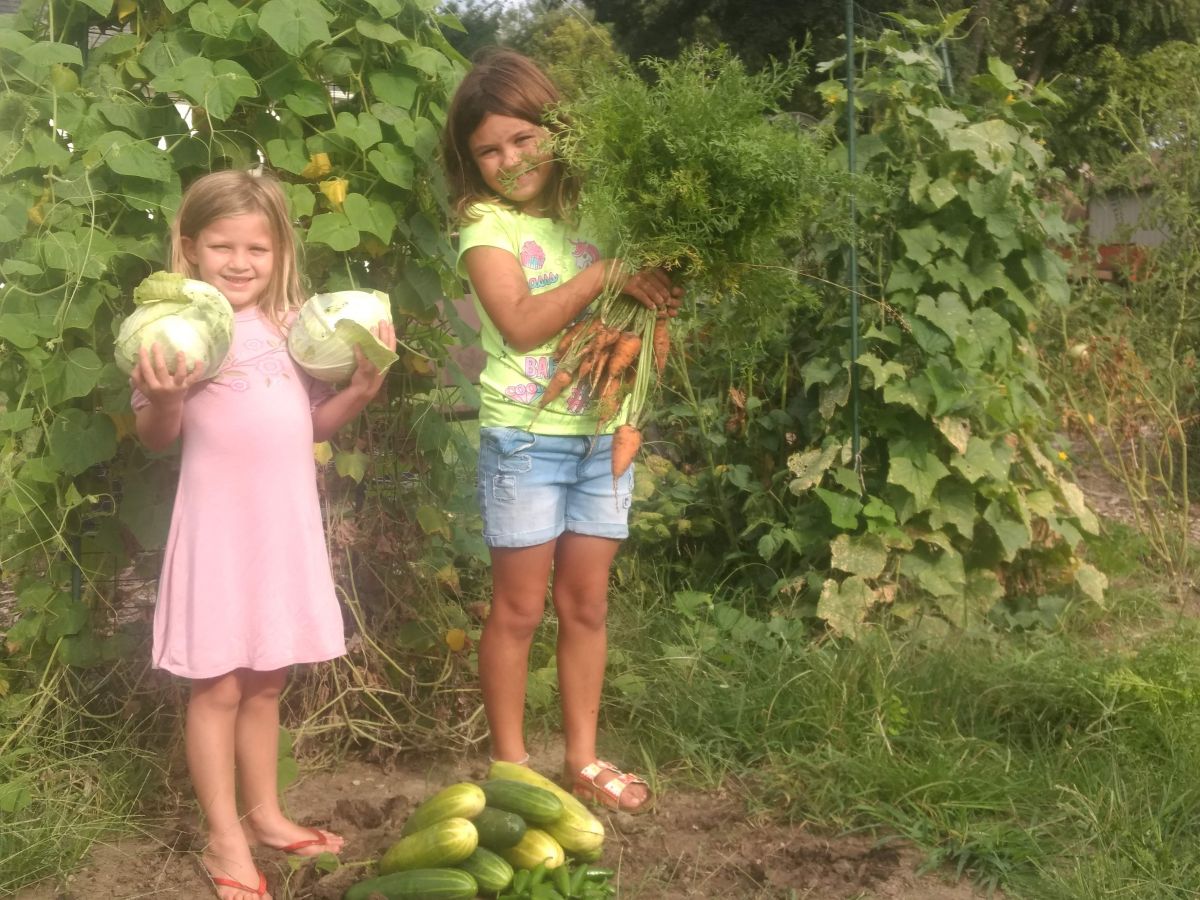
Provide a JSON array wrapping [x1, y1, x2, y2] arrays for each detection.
[[199, 858, 268, 898], [271, 827, 340, 855]]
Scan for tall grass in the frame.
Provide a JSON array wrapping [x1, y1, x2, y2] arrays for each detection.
[[600, 530, 1200, 896], [0, 666, 160, 892]]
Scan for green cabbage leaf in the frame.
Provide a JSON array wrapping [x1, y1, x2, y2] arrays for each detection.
[[114, 272, 234, 378], [287, 289, 397, 384]]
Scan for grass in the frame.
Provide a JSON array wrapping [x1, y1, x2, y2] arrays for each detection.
[[0, 666, 160, 893], [6, 515, 1200, 898], [600, 522, 1200, 897]]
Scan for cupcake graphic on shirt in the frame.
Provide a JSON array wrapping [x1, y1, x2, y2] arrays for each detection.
[[520, 240, 546, 270]]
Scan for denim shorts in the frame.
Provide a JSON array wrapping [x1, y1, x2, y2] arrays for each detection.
[[477, 426, 634, 548]]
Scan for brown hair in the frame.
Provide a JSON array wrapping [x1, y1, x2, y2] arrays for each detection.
[[169, 170, 304, 329], [442, 48, 580, 222]]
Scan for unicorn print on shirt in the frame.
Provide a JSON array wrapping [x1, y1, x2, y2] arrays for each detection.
[[571, 240, 600, 270]]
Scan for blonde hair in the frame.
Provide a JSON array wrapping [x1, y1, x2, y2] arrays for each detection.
[[170, 170, 304, 329], [442, 48, 580, 222]]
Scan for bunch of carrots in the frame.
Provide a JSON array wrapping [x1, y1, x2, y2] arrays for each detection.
[[538, 291, 671, 479]]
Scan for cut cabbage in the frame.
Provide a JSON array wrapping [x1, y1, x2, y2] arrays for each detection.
[[115, 272, 233, 379], [287, 289, 397, 384]]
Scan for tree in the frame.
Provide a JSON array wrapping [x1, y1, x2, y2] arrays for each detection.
[[506, 3, 622, 98], [581, 0, 1200, 167]]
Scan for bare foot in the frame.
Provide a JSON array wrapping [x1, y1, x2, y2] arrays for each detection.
[[200, 831, 270, 899]]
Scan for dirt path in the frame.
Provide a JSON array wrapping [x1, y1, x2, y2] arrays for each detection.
[[18, 744, 994, 900]]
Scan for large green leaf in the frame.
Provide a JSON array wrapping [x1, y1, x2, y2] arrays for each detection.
[[47, 409, 116, 477], [899, 544, 965, 598], [817, 576, 875, 640], [356, 18, 406, 43], [189, 0, 251, 39], [369, 71, 418, 109], [951, 436, 1013, 484], [887, 443, 949, 509], [306, 212, 358, 251], [368, 143, 414, 188], [151, 57, 258, 121], [343, 193, 396, 243], [898, 224, 939, 266], [814, 487, 862, 529], [983, 501, 1031, 562], [258, 0, 332, 56], [830, 533, 889, 579], [333, 111, 382, 151], [60, 347, 104, 401], [87, 131, 175, 183]]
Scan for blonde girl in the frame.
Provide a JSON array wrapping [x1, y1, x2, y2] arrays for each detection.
[[131, 170, 395, 899]]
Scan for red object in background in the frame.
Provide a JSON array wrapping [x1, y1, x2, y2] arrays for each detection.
[[1097, 244, 1148, 282]]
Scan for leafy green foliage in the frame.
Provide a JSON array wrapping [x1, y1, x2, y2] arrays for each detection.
[[797, 17, 1102, 633], [0, 0, 477, 759], [554, 45, 836, 293], [1045, 41, 1200, 587], [629, 16, 1103, 634]]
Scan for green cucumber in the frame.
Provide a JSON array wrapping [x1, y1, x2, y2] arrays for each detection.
[[402, 782, 486, 836], [472, 805, 528, 851], [379, 817, 478, 875], [455, 846, 514, 895], [482, 779, 563, 825], [343, 867, 477, 900]]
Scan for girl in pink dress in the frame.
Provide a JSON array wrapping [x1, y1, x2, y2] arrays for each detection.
[[130, 170, 395, 900]]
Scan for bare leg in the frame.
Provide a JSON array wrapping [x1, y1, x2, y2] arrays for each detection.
[[237, 668, 343, 856], [479, 541, 557, 763], [188, 672, 272, 900], [553, 533, 648, 811]]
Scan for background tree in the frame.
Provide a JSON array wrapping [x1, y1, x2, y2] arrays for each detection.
[[581, 0, 1200, 168]]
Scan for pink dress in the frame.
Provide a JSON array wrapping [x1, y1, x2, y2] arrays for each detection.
[[134, 307, 346, 679]]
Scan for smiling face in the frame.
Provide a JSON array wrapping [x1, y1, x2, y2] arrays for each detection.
[[181, 212, 276, 311], [468, 113, 554, 214]]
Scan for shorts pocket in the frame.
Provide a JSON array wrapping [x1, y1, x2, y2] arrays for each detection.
[[482, 426, 536, 474], [493, 473, 518, 503]]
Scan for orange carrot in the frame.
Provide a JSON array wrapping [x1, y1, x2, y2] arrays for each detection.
[[605, 331, 642, 379], [538, 367, 574, 408], [555, 319, 588, 357], [652, 316, 670, 374], [589, 347, 612, 392], [611, 424, 642, 478]]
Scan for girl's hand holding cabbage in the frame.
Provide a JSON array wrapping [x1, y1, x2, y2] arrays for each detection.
[[287, 290, 398, 384], [130, 342, 208, 409]]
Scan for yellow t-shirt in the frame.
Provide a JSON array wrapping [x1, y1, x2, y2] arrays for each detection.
[[457, 202, 611, 434]]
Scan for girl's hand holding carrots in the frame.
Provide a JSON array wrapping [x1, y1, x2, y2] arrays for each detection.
[[603, 261, 683, 317]]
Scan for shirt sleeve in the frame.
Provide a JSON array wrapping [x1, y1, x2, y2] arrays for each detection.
[[456, 204, 518, 278], [306, 374, 337, 412], [130, 386, 150, 412]]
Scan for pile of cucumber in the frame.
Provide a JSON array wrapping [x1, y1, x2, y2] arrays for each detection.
[[344, 760, 615, 900]]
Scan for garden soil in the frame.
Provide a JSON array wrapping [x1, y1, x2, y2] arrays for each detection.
[[17, 741, 996, 900]]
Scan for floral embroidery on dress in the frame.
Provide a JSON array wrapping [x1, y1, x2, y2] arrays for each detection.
[[212, 332, 291, 388]]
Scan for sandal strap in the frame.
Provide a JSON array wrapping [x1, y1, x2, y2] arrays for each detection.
[[210, 870, 267, 896], [578, 760, 649, 798]]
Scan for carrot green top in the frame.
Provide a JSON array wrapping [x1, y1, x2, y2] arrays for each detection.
[[457, 202, 613, 435]]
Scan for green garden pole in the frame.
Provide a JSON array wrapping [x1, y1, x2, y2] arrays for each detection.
[[845, 0, 862, 474]]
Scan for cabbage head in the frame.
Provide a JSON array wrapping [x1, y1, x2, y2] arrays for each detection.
[[114, 272, 233, 379], [287, 289, 398, 384]]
